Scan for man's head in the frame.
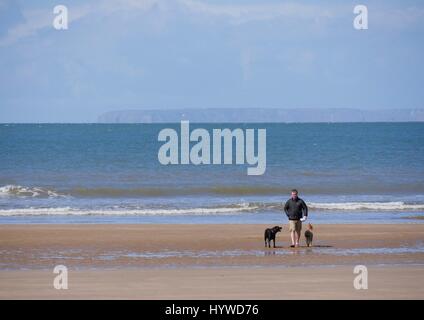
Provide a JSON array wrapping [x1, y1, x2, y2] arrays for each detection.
[[291, 189, 298, 200]]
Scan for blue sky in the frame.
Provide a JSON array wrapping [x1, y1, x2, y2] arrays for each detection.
[[0, 0, 423, 122]]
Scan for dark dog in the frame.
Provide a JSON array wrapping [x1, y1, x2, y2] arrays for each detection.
[[264, 226, 282, 248], [304, 223, 314, 247]]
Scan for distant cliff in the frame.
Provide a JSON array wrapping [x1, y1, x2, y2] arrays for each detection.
[[98, 108, 424, 123]]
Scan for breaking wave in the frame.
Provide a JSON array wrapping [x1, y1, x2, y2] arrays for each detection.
[[2, 184, 424, 200], [308, 201, 424, 211], [0, 201, 424, 216], [0, 204, 258, 216], [0, 185, 63, 198]]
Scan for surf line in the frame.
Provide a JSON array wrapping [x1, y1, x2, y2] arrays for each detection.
[[157, 121, 266, 175]]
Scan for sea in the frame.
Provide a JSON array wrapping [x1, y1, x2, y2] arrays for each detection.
[[1, 123, 424, 224]]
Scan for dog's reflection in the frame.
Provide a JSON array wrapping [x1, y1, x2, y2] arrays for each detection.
[[304, 247, 314, 255]]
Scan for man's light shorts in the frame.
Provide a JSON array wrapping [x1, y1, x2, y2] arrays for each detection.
[[289, 220, 302, 233]]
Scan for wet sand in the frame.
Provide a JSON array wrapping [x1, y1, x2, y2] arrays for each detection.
[[1, 266, 424, 299], [1, 224, 423, 299]]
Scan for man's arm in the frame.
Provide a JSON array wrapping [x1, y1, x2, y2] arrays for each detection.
[[301, 200, 308, 217], [284, 200, 290, 217]]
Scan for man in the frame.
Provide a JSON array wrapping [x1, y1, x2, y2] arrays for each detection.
[[284, 189, 308, 248]]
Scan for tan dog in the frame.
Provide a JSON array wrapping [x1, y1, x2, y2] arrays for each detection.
[[304, 223, 314, 247]]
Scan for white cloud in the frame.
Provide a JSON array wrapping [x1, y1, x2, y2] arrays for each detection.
[[1, 1, 424, 47], [0, 0, 338, 46], [178, 0, 335, 24], [0, 4, 92, 46], [0, 0, 159, 47]]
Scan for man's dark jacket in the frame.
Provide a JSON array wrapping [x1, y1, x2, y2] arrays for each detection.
[[284, 197, 308, 221]]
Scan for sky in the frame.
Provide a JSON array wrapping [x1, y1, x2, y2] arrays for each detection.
[[0, 0, 423, 122]]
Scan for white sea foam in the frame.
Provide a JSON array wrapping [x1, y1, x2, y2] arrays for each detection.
[[0, 185, 62, 198], [308, 201, 424, 211], [0, 205, 259, 216], [0, 200, 423, 217]]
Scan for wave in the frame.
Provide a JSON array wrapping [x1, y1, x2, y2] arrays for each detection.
[[0, 185, 63, 198], [257, 201, 424, 211], [0, 184, 286, 198], [70, 186, 424, 197], [236, 201, 424, 211], [69, 186, 287, 197], [308, 201, 424, 211], [1, 201, 424, 216], [0, 203, 259, 216], [2, 184, 424, 199]]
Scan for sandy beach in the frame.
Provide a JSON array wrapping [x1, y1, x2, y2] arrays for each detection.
[[1, 224, 424, 299]]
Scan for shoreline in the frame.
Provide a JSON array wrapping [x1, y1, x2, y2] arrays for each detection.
[[1, 213, 424, 225], [1, 223, 424, 269]]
